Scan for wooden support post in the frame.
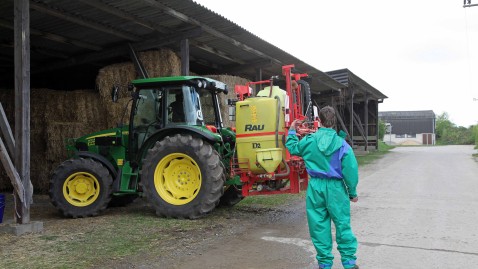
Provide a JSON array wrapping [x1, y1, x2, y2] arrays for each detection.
[[364, 94, 369, 151], [375, 100, 379, 150], [14, 0, 32, 224], [180, 38, 189, 76]]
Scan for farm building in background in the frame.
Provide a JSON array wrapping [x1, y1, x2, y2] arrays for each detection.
[[379, 110, 436, 145]]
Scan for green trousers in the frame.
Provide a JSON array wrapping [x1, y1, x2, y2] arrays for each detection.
[[306, 178, 357, 268]]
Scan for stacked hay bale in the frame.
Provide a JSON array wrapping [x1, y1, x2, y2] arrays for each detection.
[[0, 89, 108, 192], [204, 75, 249, 128], [96, 49, 181, 128]]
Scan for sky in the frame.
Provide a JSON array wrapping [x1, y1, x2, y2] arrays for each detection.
[[194, 0, 478, 127]]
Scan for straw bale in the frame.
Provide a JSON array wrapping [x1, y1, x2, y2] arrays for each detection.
[[103, 97, 133, 128], [96, 48, 181, 102], [96, 62, 136, 100], [138, 49, 181, 78], [204, 75, 250, 128], [0, 88, 110, 193], [45, 122, 86, 162], [43, 89, 106, 124]]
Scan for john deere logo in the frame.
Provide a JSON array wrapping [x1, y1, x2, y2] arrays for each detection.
[[245, 124, 264, 131]]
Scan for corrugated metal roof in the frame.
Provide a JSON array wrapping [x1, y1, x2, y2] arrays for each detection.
[[379, 110, 436, 134], [326, 68, 387, 100], [1, 0, 349, 93], [379, 110, 436, 120]]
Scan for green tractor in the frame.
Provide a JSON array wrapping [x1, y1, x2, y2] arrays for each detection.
[[49, 76, 240, 219]]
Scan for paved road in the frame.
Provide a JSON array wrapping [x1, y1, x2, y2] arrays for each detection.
[[168, 145, 478, 269]]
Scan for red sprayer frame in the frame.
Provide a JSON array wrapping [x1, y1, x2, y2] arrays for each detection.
[[232, 64, 317, 197]]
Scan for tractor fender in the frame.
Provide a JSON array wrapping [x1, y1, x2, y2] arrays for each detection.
[[75, 151, 118, 178], [136, 126, 220, 163]]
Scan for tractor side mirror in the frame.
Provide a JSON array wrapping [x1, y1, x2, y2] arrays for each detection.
[[111, 85, 119, 103]]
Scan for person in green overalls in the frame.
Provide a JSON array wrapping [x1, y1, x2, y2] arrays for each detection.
[[286, 106, 359, 269]]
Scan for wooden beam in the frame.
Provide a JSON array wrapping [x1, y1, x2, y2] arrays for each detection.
[[30, 1, 141, 41], [32, 47, 70, 59], [222, 60, 273, 74], [78, 0, 171, 33], [364, 95, 369, 150], [0, 103, 15, 156], [14, 0, 32, 224], [33, 27, 202, 74], [180, 39, 189, 76], [0, 18, 102, 51], [190, 40, 246, 64], [140, 0, 283, 65], [351, 108, 367, 145], [0, 138, 25, 204], [189, 55, 221, 70], [332, 103, 351, 143]]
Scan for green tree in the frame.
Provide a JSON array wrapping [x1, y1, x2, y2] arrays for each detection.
[[473, 125, 478, 148], [378, 119, 386, 140], [436, 112, 475, 145]]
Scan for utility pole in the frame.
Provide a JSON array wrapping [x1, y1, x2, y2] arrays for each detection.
[[464, 0, 478, 8]]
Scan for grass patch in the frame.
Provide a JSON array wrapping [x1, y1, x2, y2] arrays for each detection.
[[238, 191, 306, 208], [0, 206, 225, 269], [356, 141, 394, 166]]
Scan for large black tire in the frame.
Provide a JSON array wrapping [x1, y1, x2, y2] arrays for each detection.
[[141, 134, 225, 219], [219, 185, 244, 207], [49, 158, 113, 218]]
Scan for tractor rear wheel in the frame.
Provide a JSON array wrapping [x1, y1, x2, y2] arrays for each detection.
[[49, 158, 113, 218], [141, 134, 225, 219]]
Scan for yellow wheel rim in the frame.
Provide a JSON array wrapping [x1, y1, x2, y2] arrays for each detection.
[[154, 153, 201, 205], [63, 172, 100, 207]]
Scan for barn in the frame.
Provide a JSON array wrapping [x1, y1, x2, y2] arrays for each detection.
[[0, 0, 387, 230], [379, 110, 436, 145]]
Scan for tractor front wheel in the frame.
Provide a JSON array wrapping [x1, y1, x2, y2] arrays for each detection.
[[49, 158, 113, 218], [141, 134, 225, 219]]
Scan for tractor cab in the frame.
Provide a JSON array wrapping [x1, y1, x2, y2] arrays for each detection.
[[129, 76, 228, 160]]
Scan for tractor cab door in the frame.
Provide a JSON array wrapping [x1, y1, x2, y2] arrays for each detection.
[[130, 85, 221, 156]]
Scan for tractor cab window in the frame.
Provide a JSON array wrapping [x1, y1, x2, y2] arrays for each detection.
[[133, 89, 162, 127], [132, 88, 163, 146], [198, 90, 219, 126], [166, 86, 204, 126]]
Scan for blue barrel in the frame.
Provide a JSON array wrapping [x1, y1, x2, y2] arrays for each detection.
[[0, 193, 5, 223]]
